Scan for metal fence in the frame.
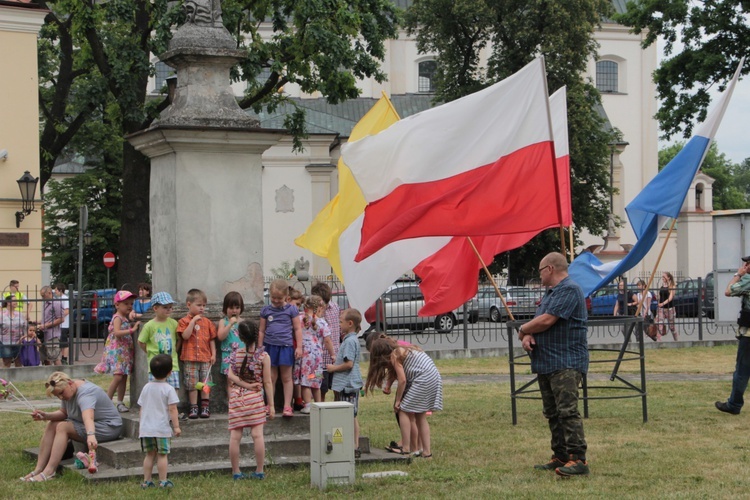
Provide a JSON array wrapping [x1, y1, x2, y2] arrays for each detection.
[[1, 284, 112, 365], [261, 275, 740, 352]]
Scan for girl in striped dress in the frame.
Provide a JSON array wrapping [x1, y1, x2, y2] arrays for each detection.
[[365, 337, 443, 459], [227, 320, 274, 480]]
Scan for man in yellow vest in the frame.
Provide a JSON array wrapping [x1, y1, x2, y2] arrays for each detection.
[[3, 280, 31, 319]]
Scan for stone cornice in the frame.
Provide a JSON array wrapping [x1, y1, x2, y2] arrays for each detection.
[[0, 5, 46, 34]]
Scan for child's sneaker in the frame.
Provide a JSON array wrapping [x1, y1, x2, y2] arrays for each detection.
[[300, 404, 311, 414], [116, 402, 129, 413], [250, 472, 265, 480], [188, 406, 199, 419], [200, 406, 210, 418], [141, 480, 156, 489], [232, 472, 249, 480], [159, 479, 174, 488]]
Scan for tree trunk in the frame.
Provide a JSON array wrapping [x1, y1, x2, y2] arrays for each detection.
[[116, 141, 150, 291]]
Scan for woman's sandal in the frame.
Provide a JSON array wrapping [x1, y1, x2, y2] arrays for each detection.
[[384, 441, 401, 453], [27, 472, 56, 482], [19, 471, 39, 482]]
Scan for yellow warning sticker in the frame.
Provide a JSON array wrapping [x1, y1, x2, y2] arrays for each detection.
[[332, 427, 344, 444]]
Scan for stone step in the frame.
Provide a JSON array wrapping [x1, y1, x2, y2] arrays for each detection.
[[25, 434, 372, 470], [55, 449, 410, 482], [96, 434, 323, 469], [119, 410, 310, 439]]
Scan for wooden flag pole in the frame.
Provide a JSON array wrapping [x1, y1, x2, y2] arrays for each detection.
[[568, 225, 575, 263], [559, 226, 567, 256], [635, 218, 677, 317], [467, 237, 515, 321]]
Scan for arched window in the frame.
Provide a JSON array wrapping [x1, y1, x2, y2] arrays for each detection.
[[418, 60, 437, 93], [696, 183, 704, 210], [596, 60, 618, 93], [153, 61, 174, 94]]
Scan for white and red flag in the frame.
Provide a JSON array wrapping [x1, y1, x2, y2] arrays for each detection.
[[415, 87, 571, 315], [342, 57, 559, 263]]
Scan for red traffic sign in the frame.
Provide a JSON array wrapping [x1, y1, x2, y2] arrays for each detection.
[[103, 252, 117, 268]]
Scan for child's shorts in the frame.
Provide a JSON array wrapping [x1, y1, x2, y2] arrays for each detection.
[[334, 390, 360, 417], [265, 344, 294, 367], [183, 361, 211, 389], [149, 371, 180, 389], [141, 437, 171, 454]]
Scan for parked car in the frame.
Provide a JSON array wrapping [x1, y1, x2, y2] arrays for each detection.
[[476, 286, 510, 322], [672, 274, 714, 318], [589, 285, 657, 317], [476, 286, 539, 321], [506, 287, 544, 318], [71, 288, 116, 338], [364, 282, 479, 333]]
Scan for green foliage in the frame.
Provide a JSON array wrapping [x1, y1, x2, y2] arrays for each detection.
[[37, 0, 399, 285], [270, 260, 297, 278], [405, 0, 615, 278], [42, 165, 123, 290], [617, 1, 749, 139], [659, 142, 750, 210]]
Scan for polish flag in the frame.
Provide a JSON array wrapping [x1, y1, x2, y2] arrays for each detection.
[[415, 88, 571, 315], [342, 57, 558, 263]]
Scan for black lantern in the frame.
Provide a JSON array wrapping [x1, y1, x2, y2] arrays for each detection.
[[15, 170, 39, 228]]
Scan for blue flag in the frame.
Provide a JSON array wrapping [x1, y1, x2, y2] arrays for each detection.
[[570, 59, 744, 297]]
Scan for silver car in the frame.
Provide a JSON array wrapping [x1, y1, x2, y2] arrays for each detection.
[[366, 282, 479, 333], [476, 286, 543, 321]]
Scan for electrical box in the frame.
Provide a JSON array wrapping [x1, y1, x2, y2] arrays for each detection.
[[310, 401, 355, 489]]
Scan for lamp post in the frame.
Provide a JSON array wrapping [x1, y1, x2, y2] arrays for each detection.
[[15, 171, 39, 228]]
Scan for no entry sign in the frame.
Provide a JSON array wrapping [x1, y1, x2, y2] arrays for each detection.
[[103, 252, 116, 268]]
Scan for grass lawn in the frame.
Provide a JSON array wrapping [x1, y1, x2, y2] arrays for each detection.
[[1, 345, 746, 498]]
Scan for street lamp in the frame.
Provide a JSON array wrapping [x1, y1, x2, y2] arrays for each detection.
[[15, 171, 39, 228]]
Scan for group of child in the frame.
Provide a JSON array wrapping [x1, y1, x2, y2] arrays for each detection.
[[91, 279, 382, 487], [89, 278, 445, 487]]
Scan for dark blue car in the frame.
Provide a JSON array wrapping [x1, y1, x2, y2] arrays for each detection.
[[589, 285, 658, 316], [71, 288, 116, 338]]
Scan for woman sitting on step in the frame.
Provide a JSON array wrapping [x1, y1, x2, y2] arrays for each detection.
[[21, 371, 123, 482]]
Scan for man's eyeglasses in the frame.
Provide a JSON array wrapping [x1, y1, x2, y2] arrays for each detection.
[[538, 265, 551, 274]]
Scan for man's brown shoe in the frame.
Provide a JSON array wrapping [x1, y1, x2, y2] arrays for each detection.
[[534, 456, 567, 471]]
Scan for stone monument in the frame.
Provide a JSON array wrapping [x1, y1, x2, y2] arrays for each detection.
[[127, 1, 284, 408]]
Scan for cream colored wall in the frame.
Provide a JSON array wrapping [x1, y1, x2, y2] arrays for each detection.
[[262, 135, 337, 276], [0, 6, 46, 294]]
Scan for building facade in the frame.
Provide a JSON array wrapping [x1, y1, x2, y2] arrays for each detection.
[[0, 0, 46, 293]]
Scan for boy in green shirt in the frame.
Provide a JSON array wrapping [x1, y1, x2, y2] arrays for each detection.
[[138, 292, 180, 388]]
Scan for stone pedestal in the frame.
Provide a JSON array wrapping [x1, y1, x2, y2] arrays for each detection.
[[128, 127, 282, 303]]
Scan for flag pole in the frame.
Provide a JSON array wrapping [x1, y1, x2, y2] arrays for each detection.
[[467, 237, 515, 321], [635, 218, 676, 316], [568, 225, 575, 263], [559, 226, 567, 256]]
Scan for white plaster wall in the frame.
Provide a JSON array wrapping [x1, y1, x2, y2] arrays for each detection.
[[262, 135, 337, 276]]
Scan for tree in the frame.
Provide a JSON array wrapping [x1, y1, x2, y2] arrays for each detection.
[[43, 100, 124, 289], [405, 0, 616, 278], [617, 1, 749, 139], [659, 142, 750, 210], [36, 0, 399, 289]]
